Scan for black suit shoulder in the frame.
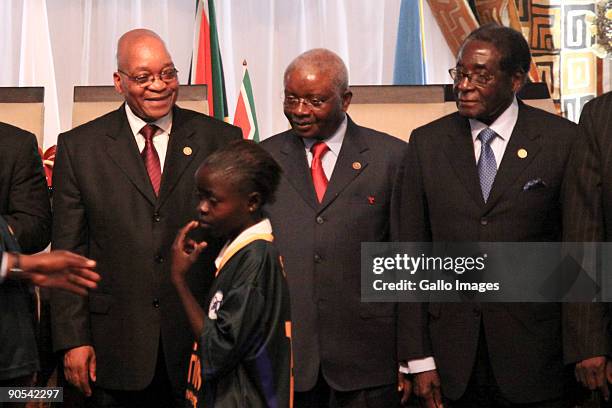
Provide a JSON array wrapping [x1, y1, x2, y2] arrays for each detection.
[[0, 122, 38, 145]]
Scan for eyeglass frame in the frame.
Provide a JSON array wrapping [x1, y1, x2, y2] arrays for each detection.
[[283, 94, 336, 109], [448, 67, 495, 87], [117, 67, 179, 87]]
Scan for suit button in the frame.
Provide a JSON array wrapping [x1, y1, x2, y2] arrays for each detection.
[[480, 218, 488, 226], [153, 213, 161, 222], [153, 298, 160, 308], [316, 216, 325, 225], [314, 254, 322, 263], [473, 306, 481, 316], [155, 255, 164, 263]]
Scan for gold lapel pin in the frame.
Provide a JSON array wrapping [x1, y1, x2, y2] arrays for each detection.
[[183, 146, 193, 156], [517, 148, 528, 159], [352, 162, 362, 170]]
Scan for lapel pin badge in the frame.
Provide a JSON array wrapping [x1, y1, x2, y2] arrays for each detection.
[[352, 161, 362, 170], [517, 148, 527, 159], [183, 146, 193, 156], [368, 196, 375, 205]]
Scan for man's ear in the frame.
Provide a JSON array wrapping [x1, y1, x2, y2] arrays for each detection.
[[113, 72, 125, 95], [247, 192, 262, 213], [511, 71, 527, 94]]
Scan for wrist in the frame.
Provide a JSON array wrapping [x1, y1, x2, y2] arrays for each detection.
[[7, 252, 26, 279]]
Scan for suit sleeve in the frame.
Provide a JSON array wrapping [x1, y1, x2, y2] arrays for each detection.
[[49, 134, 92, 351], [394, 133, 433, 361], [3, 131, 51, 254], [562, 102, 610, 361]]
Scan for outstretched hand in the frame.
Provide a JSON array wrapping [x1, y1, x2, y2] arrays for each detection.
[[16, 251, 99, 296], [171, 221, 208, 285]]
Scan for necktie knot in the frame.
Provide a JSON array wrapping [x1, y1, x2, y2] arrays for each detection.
[[478, 127, 497, 145], [140, 124, 158, 142], [311, 141, 330, 160]]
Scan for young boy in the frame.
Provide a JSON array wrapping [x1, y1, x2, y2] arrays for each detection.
[[171, 140, 292, 407]]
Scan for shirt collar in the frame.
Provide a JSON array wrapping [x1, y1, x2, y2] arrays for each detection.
[[469, 96, 519, 142], [125, 103, 173, 137], [301, 114, 347, 156], [214, 218, 273, 269]]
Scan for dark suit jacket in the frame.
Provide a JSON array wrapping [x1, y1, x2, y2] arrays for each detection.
[[563, 91, 612, 360], [0, 123, 50, 381], [261, 116, 410, 392], [399, 102, 578, 403], [50, 105, 241, 392], [0, 123, 51, 253]]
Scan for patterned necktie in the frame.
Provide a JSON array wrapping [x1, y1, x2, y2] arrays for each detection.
[[477, 127, 498, 203], [311, 142, 330, 203], [140, 124, 161, 196]]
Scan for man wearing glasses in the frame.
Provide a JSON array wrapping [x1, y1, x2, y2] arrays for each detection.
[[50, 29, 240, 407], [399, 24, 596, 407], [262, 48, 411, 407]]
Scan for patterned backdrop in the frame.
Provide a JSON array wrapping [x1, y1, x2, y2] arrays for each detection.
[[518, 0, 597, 122], [427, 0, 600, 122]]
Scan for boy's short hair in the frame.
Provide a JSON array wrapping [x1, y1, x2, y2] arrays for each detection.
[[201, 139, 282, 205]]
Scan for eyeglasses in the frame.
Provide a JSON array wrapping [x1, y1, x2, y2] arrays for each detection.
[[283, 95, 331, 109], [448, 68, 494, 87], [117, 67, 179, 87]]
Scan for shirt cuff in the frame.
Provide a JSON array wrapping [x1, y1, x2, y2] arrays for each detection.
[[407, 357, 436, 373], [399, 362, 410, 374], [0, 252, 8, 283]]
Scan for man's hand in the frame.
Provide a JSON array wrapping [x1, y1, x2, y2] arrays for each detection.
[[575, 356, 609, 401], [170, 221, 207, 286], [398, 372, 412, 405], [414, 370, 444, 408], [10, 251, 99, 296], [64, 345, 96, 397]]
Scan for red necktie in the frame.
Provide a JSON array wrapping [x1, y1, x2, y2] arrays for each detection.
[[311, 142, 329, 203], [140, 124, 161, 196]]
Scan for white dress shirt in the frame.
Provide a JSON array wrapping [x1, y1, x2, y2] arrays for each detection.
[[470, 97, 519, 168], [125, 104, 173, 172], [301, 114, 348, 179]]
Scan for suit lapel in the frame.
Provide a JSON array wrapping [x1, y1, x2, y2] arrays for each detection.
[[104, 107, 157, 206], [442, 115, 484, 207], [319, 119, 368, 212], [485, 103, 541, 210], [158, 107, 198, 208], [279, 132, 318, 210]]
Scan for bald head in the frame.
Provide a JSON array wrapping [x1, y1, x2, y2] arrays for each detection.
[[284, 48, 349, 95], [116, 29, 169, 71], [113, 28, 178, 121]]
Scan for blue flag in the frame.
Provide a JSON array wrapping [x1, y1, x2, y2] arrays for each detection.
[[393, 0, 426, 84]]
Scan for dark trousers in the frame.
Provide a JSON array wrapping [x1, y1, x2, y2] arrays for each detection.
[[294, 370, 400, 408], [85, 338, 182, 408], [449, 325, 569, 408]]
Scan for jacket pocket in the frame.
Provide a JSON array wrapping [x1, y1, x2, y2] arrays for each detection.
[[88, 294, 113, 314]]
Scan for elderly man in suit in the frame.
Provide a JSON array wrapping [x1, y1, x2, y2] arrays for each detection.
[[400, 24, 597, 407], [50, 29, 241, 407], [563, 90, 612, 402], [261, 48, 410, 408]]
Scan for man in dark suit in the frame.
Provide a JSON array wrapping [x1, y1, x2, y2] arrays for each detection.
[[563, 91, 612, 401], [261, 48, 410, 408], [400, 24, 593, 407], [50, 29, 241, 407]]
